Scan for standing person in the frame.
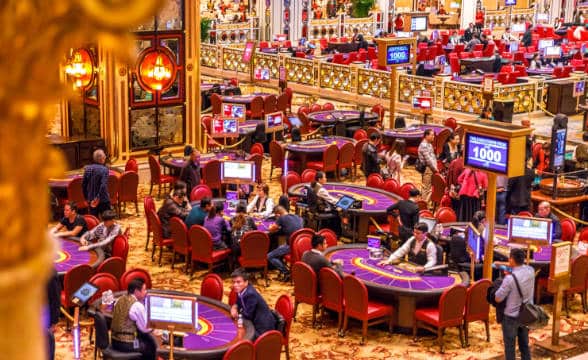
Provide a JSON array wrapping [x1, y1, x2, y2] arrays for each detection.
[[475, 8, 485, 33], [203, 201, 230, 250], [457, 168, 488, 222], [383, 139, 407, 182], [82, 149, 111, 217], [417, 129, 438, 206], [439, 132, 461, 168], [496, 175, 508, 225], [78, 210, 121, 257], [501, 27, 518, 42], [463, 23, 475, 42], [179, 145, 201, 196], [185, 197, 212, 228], [494, 248, 535, 360], [157, 189, 190, 238], [361, 132, 383, 177], [447, 156, 464, 210], [230, 268, 276, 339], [111, 278, 160, 360], [386, 188, 421, 243], [51, 202, 88, 238], [247, 183, 274, 217], [45, 268, 60, 360], [507, 165, 534, 215], [521, 25, 533, 47], [352, 27, 367, 49], [394, 13, 404, 32]]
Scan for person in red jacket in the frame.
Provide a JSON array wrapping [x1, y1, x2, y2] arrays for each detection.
[[394, 14, 404, 32], [475, 8, 485, 33]]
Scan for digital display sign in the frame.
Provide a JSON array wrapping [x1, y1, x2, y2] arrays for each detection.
[[552, 128, 567, 169], [386, 44, 411, 65], [574, 81, 585, 97], [211, 118, 239, 138], [505, 0, 517, 5], [410, 16, 428, 32], [465, 132, 509, 174], [242, 41, 255, 64], [412, 96, 432, 112]]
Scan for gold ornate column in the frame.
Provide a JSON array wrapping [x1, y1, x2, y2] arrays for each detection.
[[0, 1, 160, 358], [185, 0, 203, 150]]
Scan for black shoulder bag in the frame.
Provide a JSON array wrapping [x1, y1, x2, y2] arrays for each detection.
[[511, 273, 549, 329]]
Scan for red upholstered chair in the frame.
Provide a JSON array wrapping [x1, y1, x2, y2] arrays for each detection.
[[284, 87, 293, 112], [228, 288, 238, 306], [342, 275, 394, 344], [301, 169, 317, 183], [202, 159, 222, 193], [222, 340, 254, 360], [564, 255, 588, 315], [276, 93, 289, 113], [472, 50, 483, 58], [319, 267, 344, 333], [281, 171, 301, 195], [353, 139, 368, 178], [517, 211, 533, 217], [259, 41, 269, 49], [443, 117, 457, 130], [306, 144, 339, 175], [419, 209, 434, 218], [248, 96, 265, 119], [170, 217, 191, 272], [120, 268, 152, 290], [264, 94, 278, 114], [190, 184, 213, 202], [61, 264, 95, 309], [246, 153, 263, 184], [434, 207, 457, 223], [353, 129, 368, 141], [483, 43, 495, 57], [398, 182, 417, 200], [580, 227, 588, 242], [270, 140, 286, 180], [337, 142, 354, 180], [124, 157, 139, 173], [210, 93, 222, 115], [148, 155, 175, 199], [292, 262, 321, 327], [254, 330, 283, 360], [473, 43, 484, 52], [284, 228, 315, 271], [310, 103, 322, 113], [118, 171, 139, 215], [188, 225, 231, 274], [413, 284, 467, 353], [366, 173, 384, 189], [143, 195, 155, 251], [322, 102, 335, 111], [200, 273, 224, 301], [295, 51, 306, 58], [431, 173, 447, 212], [553, 66, 563, 78], [561, 218, 576, 242], [111, 234, 129, 263], [83, 214, 100, 230], [107, 175, 120, 217], [464, 279, 492, 346], [274, 295, 294, 360], [317, 228, 338, 247], [371, 104, 385, 126], [67, 178, 89, 212], [88, 273, 120, 303], [147, 209, 173, 266], [97, 256, 126, 280], [332, 53, 345, 64], [250, 143, 264, 156], [297, 105, 310, 116], [239, 231, 270, 286]]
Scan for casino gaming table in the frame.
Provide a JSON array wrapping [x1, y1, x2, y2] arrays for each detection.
[[288, 182, 401, 241], [307, 111, 379, 136], [220, 93, 272, 107], [90, 290, 254, 360], [222, 203, 275, 233], [460, 57, 495, 74], [48, 169, 120, 192], [55, 237, 104, 276], [380, 124, 448, 150], [284, 136, 356, 169], [160, 152, 244, 177], [325, 244, 468, 328]]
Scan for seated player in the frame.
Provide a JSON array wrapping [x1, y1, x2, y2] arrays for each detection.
[[111, 278, 160, 360], [203, 201, 231, 250], [229, 204, 257, 262], [185, 197, 212, 228], [51, 202, 88, 238], [378, 222, 438, 272], [157, 189, 190, 238], [230, 268, 277, 339], [79, 210, 121, 257], [301, 234, 343, 279], [310, 171, 339, 211], [267, 206, 303, 282], [247, 183, 274, 217], [535, 201, 562, 241]]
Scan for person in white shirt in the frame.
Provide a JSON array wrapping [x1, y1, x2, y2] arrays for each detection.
[[78, 210, 121, 257], [501, 27, 518, 42], [247, 183, 274, 217], [528, 53, 541, 70], [574, 25, 586, 41], [378, 222, 438, 272], [310, 171, 339, 207]]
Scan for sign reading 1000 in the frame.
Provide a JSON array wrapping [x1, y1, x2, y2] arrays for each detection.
[[465, 133, 509, 174]]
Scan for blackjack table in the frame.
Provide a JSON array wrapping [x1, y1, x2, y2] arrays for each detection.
[[380, 124, 448, 143], [307, 110, 379, 126], [324, 244, 468, 328], [220, 93, 272, 106], [284, 136, 356, 169], [55, 237, 104, 276], [90, 290, 254, 360], [160, 152, 244, 176], [288, 182, 401, 241]]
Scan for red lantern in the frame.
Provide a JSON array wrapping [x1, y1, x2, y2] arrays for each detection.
[[136, 47, 176, 92], [65, 48, 94, 90]]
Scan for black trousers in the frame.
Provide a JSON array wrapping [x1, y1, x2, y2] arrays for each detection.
[[112, 332, 157, 360], [90, 201, 111, 217]]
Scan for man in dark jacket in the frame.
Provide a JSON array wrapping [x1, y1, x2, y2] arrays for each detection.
[[179, 145, 201, 196], [362, 132, 382, 177], [507, 166, 534, 214], [230, 268, 276, 339], [82, 149, 111, 217], [386, 188, 421, 243], [301, 234, 343, 280], [521, 26, 533, 47], [157, 189, 190, 238]]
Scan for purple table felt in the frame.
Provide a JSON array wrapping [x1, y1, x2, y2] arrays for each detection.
[[307, 110, 378, 125], [55, 237, 104, 276], [527, 68, 554, 75], [48, 170, 119, 190], [223, 203, 274, 232], [285, 136, 356, 154], [220, 93, 271, 104], [381, 124, 448, 140], [161, 152, 241, 170]]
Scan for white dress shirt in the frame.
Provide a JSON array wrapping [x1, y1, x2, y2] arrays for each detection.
[[385, 236, 438, 269], [127, 296, 151, 334], [246, 195, 274, 217]]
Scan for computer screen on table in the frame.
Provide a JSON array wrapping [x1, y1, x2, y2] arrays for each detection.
[[544, 46, 561, 58], [335, 195, 355, 211], [265, 111, 285, 132], [411, 16, 428, 32], [72, 282, 99, 306], [507, 215, 552, 245], [466, 223, 484, 262], [221, 103, 246, 121], [211, 117, 239, 138], [220, 160, 256, 183], [146, 294, 196, 332]]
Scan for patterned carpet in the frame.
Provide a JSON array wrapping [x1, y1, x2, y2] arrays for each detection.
[[51, 157, 588, 360]]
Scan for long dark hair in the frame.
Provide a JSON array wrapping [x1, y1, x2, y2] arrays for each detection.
[[472, 210, 486, 229], [310, 171, 325, 189], [208, 201, 224, 219]]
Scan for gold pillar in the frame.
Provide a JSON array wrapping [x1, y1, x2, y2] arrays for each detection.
[[186, 0, 203, 151], [0, 1, 161, 358]]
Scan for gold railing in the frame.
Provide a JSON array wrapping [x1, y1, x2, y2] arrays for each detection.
[[442, 80, 485, 113], [201, 43, 219, 68], [494, 82, 537, 114], [342, 15, 375, 38], [221, 47, 250, 73], [309, 18, 339, 40], [397, 73, 437, 104], [319, 62, 354, 92], [511, 9, 534, 25], [253, 52, 280, 79], [484, 10, 508, 29], [284, 57, 316, 85], [357, 68, 390, 98]]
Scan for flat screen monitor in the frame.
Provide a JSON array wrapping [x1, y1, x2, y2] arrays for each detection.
[[464, 132, 509, 174], [538, 39, 554, 51], [509, 41, 519, 53], [226, 190, 240, 210], [72, 282, 99, 306], [507, 215, 553, 245], [288, 115, 302, 128], [367, 235, 381, 249], [386, 44, 411, 65], [412, 96, 433, 111], [505, 0, 516, 5], [419, 217, 437, 233], [466, 223, 484, 262], [411, 16, 428, 32], [265, 111, 285, 132], [275, 34, 287, 42], [544, 46, 561, 58], [335, 195, 355, 211], [254, 67, 271, 81], [221, 103, 246, 121], [511, 23, 526, 33], [537, 13, 549, 22], [211, 117, 239, 138], [220, 160, 256, 183], [146, 294, 196, 332]]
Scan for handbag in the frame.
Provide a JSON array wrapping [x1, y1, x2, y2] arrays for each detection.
[[512, 273, 549, 329], [415, 157, 427, 174]]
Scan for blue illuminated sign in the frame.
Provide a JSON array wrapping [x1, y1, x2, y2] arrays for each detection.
[[465, 133, 509, 174], [552, 128, 566, 169], [386, 44, 411, 65]]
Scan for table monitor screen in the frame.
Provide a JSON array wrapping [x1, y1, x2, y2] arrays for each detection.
[[265, 111, 285, 132], [538, 39, 554, 51], [211, 117, 239, 138], [505, 0, 517, 5], [367, 235, 381, 249], [146, 294, 196, 332], [544, 46, 561, 58], [221, 103, 246, 121], [411, 16, 428, 32], [72, 282, 99, 306], [288, 115, 302, 128], [466, 223, 484, 262], [419, 217, 437, 232], [221, 160, 256, 183], [507, 215, 552, 245], [386, 44, 411, 65], [254, 67, 271, 81], [509, 41, 519, 53], [511, 23, 526, 33], [275, 34, 287, 42], [226, 190, 240, 210], [412, 96, 432, 110], [336, 195, 355, 211]]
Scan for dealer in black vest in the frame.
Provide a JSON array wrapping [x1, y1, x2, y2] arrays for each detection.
[[377, 222, 438, 272]]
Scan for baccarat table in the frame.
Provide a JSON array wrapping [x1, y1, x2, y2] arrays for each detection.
[[55, 237, 104, 276], [380, 124, 448, 142], [160, 152, 244, 176], [284, 136, 356, 169], [90, 290, 254, 360], [325, 244, 468, 328]]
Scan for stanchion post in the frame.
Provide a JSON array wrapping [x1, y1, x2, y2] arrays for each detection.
[[483, 172, 496, 280], [168, 325, 175, 360]]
